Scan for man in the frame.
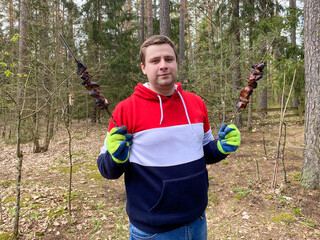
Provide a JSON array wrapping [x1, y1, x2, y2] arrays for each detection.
[[97, 35, 241, 240]]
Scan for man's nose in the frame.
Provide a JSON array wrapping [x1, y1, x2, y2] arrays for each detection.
[[159, 59, 168, 70]]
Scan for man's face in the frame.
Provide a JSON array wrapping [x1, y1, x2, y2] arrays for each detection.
[[141, 43, 178, 95]]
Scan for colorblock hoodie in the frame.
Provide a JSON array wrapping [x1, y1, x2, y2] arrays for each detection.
[[97, 82, 227, 233]]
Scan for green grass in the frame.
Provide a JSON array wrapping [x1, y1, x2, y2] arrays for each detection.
[[60, 165, 80, 174], [301, 218, 316, 228], [46, 207, 68, 218], [86, 164, 98, 171], [291, 205, 302, 217], [73, 135, 86, 141], [208, 191, 219, 206], [73, 149, 89, 158], [232, 188, 252, 200], [0, 233, 13, 240], [4, 196, 15, 204], [293, 173, 301, 181], [87, 173, 103, 180], [0, 180, 14, 188], [271, 212, 295, 225]]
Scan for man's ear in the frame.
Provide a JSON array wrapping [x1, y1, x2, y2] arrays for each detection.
[[140, 62, 146, 75]]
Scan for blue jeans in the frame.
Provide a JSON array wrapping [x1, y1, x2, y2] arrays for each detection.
[[129, 212, 207, 240]]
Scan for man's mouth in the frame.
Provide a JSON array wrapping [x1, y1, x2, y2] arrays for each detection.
[[159, 73, 169, 77]]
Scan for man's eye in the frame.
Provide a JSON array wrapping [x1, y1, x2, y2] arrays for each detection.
[[151, 59, 159, 63], [166, 58, 173, 62]]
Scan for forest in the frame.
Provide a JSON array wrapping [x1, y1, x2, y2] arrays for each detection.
[[0, 0, 319, 239]]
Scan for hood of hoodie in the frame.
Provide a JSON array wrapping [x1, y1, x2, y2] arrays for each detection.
[[132, 82, 193, 130], [132, 82, 183, 101]]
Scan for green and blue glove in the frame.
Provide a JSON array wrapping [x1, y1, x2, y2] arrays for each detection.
[[106, 126, 133, 163], [217, 123, 241, 154]]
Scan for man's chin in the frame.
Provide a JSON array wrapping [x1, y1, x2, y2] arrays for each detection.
[[158, 80, 175, 87], [158, 76, 176, 84]]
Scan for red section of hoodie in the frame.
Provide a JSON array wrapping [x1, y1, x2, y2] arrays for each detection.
[[108, 82, 211, 134]]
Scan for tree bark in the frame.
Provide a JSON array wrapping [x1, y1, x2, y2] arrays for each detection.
[[219, 5, 225, 122], [14, 0, 29, 237], [301, 0, 320, 189], [141, 0, 145, 43], [257, 1, 272, 118], [258, 83, 268, 118], [9, 0, 14, 34], [179, 0, 186, 85], [124, 1, 127, 30], [146, 0, 153, 38], [42, 0, 54, 152], [289, 0, 300, 108], [231, 0, 242, 127], [246, 0, 255, 131], [128, 0, 132, 30], [207, 0, 215, 94], [90, 0, 101, 123], [289, 0, 297, 46], [160, 0, 170, 37]]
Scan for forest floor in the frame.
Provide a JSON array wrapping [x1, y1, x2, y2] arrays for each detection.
[[0, 119, 320, 240]]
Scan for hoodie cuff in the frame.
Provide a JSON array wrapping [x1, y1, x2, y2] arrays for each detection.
[[203, 140, 228, 164]]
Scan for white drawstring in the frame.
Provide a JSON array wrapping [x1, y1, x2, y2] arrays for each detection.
[[156, 89, 193, 133], [177, 90, 194, 133], [157, 95, 164, 125]]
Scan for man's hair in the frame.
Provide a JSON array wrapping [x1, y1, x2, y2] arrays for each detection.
[[140, 35, 178, 66]]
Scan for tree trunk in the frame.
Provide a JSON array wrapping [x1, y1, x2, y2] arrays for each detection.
[[32, 6, 41, 152], [187, 21, 194, 67], [258, 41, 268, 119], [292, 94, 299, 107], [289, 0, 297, 46], [179, 0, 186, 85], [257, 0, 271, 118], [90, 0, 101, 123], [246, 0, 255, 132], [32, 71, 40, 153], [301, 0, 320, 189], [124, 1, 127, 30], [9, 0, 14, 35], [207, 0, 215, 94], [258, 84, 268, 118], [160, 0, 170, 37], [231, 0, 242, 127], [14, 0, 28, 237], [91, 103, 100, 123], [141, 0, 145, 43], [258, 47, 268, 119], [146, 0, 153, 38], [42, 0, 54, 152], [0, 189, 3, 222], [13, 113, 23, 239], [68, 0, 74, 37], [231, 0, 241, 98], [289, 0, 300, 108], [219, 5, 225, 122], [1, 101, 7, 138], [128, 0, 132, 30], [66, 94, 73, 215]]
